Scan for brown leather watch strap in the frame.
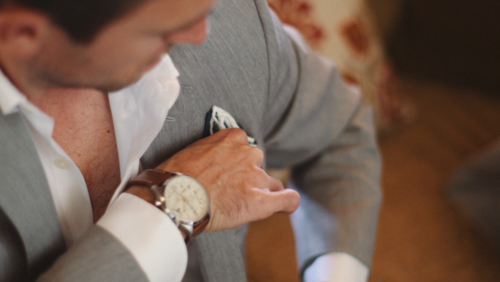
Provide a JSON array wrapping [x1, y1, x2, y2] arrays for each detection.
[[125, 169, 174, 190], [192, 216, 210, 237], [181, 214, 210, 244]]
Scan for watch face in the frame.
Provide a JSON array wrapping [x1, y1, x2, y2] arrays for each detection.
[[164, 175, 209, 222]]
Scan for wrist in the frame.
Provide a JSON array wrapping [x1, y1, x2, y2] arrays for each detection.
[[124, 169, 210, 243]]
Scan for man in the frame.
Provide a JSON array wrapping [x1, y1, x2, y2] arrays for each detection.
[[31, 0, 382, 281], [0, 0, 300, 281], [140, 0, 382, 281]]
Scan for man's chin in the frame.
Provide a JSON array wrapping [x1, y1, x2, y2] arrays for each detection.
[[103, 58, 163, 92], [144, 56, 163, 72], [97, 73, 146, 93], [39, 68, 150, 93], [98, 82, 136, 93]]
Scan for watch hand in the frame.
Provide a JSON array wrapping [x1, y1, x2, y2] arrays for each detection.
[[194, 194, 202, 204], [173, 189, 198, 215], [173, 190, 190, 208], [173, 189, 188, 201], [183, 199, 189, 213], [185, 200, 197, 214], [173, 190, 183, 197]]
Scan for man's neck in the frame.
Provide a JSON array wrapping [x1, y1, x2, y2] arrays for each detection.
[[0, 60, 46, 102]]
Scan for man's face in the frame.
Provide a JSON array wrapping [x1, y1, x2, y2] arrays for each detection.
[[34, 0, 215, 92]]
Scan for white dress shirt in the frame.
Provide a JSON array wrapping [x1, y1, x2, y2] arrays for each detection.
[[0, 55, 187, 282]]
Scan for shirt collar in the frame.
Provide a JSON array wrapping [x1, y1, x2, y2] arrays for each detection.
[[109, 54, 181, 179], [0, 68, 28, 116], [151, 54, 179, 79]]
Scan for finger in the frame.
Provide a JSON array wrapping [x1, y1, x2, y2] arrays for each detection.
[[267, 176, 285, 192], [247, 167, 269, 189], [247, 146, 264, 167], [218, 128, 249, 144], [272, 189, 300, 214], [255, 188, 300, 215]]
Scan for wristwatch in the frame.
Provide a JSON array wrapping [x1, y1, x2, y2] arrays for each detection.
[[125, 169, 210, 243]]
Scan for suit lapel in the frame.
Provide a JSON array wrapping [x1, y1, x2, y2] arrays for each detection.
[[0, 113, 66, 278]]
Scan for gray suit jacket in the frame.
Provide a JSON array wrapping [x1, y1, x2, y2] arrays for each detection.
[[143, 0, 382, 281], [0, 0, 381, 281]]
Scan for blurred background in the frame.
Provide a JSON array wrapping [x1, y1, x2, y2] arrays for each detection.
[[246, 0, 500, 281]]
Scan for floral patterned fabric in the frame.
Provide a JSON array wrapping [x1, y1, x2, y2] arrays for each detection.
[[268, 0, 411, 132]]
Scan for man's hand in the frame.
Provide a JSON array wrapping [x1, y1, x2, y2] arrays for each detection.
[[157, 128, 300, 232]]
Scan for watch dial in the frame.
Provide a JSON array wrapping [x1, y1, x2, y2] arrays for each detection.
[[164, 175, 209, 222]]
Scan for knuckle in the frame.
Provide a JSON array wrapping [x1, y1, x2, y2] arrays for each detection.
[[225, 128, 247, 140], [251, 166, 268, 181], [252, 146, 264, 158], [246, 146, 264, 162], [271, 177, 285, 190]]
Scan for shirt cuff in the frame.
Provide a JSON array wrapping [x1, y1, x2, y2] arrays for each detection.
[[97, 193, 187, 282], [303, 252, 369, 282]]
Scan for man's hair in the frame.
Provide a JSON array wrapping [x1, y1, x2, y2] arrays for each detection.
[[0, 0, 146, 43]]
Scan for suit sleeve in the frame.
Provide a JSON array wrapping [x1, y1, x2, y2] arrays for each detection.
[[37, 194, 187, 282], [36, 225, 148, 282], [255, 0, 382, 274]]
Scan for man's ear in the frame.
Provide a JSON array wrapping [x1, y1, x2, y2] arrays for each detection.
[[0, 7, 50, 58]]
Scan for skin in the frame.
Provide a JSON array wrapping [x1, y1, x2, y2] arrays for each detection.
[[0, 0, 300, 233]]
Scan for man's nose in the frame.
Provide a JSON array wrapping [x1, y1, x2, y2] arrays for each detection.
[[168, 18, 209, 46]]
